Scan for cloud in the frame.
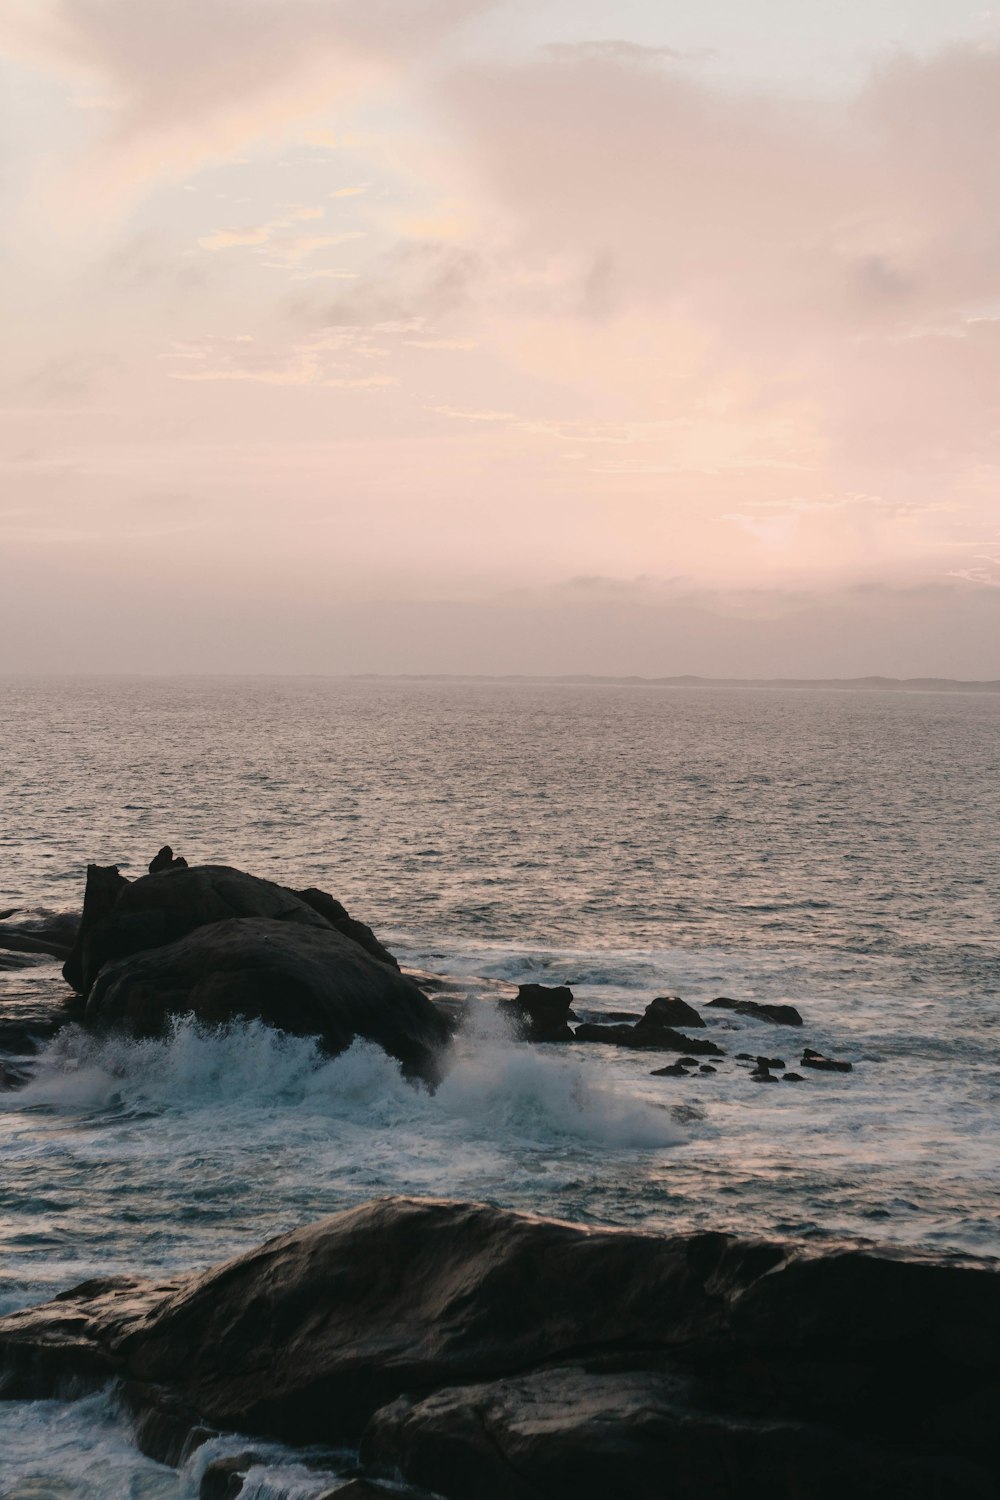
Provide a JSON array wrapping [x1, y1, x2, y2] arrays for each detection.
[[1, 0, 495, 200]]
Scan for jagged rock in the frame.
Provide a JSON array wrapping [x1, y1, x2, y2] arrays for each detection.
[[83, 919, 449, 1084], [783, 1072, 804, 1082], [500, 984, 577, 1042], [801, 1050, 853, 1074], [0, 1198, 996, 1499], [638, 996, 705, 1030], [574, 1023, 723, 1057], [62, 864, 130, 993], [756, 1056, 786, 1070], [649, 1062, 689, 1077], [148, 846, 188, 875], [706, 998, 803, 1027]]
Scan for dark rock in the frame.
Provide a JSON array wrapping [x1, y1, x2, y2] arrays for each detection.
[[706, 998, 804, 1027], [574, 1023, 723, 1057], [317, 1484, 394, 1499], [678, 1057, 700, 1066], [149, 846, 188, 875], [501, 984, 576, 1042], [199, 1453, 264, 1500], [801, 1051, 853, 1074], [64, 864, 393, 1000], [698, 1065, 717, 1074], [0, 1197, 997, 1500], [294, 888, 399, 970], [638, 996, 705, 1030], [749, 1067, 778, 1083], [0, 908, 79, 961], [0, 994, 76, 1055], [736, 1052, 756, 1061], [783, 1072, 804, 1082], [84, 919, 451, 1083], [0, 1059, 31, 1091], [601, 1010, 643, 1023], [62, 864, 130, 993], [756, 1056, 786, 1070], [649, 1062, 689, 1077], [0, 931, 72, 961]]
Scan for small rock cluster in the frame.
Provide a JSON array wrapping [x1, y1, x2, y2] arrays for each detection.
[[505, 984, 856, 1083]]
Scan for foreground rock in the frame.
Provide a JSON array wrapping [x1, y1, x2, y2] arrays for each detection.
[[84, 919, 449, 1083], [1, 1197, 995, 1499]]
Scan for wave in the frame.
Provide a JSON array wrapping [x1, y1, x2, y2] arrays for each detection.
[[2, 1014, 684, 1152]]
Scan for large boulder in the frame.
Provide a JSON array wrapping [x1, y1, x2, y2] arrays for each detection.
[[83, 919, 449, 1083], [0, 1198, 996, 1497], [63, 863, 398, 998]]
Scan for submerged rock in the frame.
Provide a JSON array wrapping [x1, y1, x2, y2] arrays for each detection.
[[500, 983, 577, 1042], [83, 919, 449, 1083], [801, 1049, 853, 1074], [706, 997, 804, 1027], [0, 1197, 996, 1499]]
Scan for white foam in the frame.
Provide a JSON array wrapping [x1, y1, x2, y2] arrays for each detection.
[[2, 1014, 683, 1151]]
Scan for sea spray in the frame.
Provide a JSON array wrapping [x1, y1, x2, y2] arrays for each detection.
[[2, 1013, 682, 1150]]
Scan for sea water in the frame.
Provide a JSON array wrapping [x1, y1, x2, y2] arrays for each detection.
[[0, 677, 998, 1495]]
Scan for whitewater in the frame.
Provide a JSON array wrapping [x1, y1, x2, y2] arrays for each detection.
[[0, 676, 998, 1496]]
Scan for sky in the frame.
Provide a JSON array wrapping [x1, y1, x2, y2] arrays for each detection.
[[2, 0, 999, 676]]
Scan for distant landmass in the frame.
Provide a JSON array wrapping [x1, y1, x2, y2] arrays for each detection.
[[351, 674, 1000, 692]]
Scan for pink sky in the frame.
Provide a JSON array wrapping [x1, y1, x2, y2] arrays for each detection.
[[2, 0, 999, 674]]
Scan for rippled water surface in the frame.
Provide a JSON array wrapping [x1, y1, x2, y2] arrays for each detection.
[[1, 677, 998, 1495]]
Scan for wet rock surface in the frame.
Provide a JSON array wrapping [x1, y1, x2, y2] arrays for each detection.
[[706, 997, 804, 1026], [574, 1022, 724, 1056], [84, 918, 450, 1082], [801, 1048, 854, 1073], [0, 1197, 996, 1499]]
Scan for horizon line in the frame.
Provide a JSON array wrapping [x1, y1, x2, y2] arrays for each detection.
[[2, 671, 999, 692]]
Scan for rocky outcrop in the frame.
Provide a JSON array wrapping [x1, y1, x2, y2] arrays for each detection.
[[64, 864, 328, 998], [83, 919, 449, 1083], [706, 997, 803, 1026], [574, 1022, 723, 1057], [500, 983, 577, 1042], [2, 1197, 994, 1498]]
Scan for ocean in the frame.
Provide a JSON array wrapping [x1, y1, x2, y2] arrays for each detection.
[[0, 676, 998, 1497]]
